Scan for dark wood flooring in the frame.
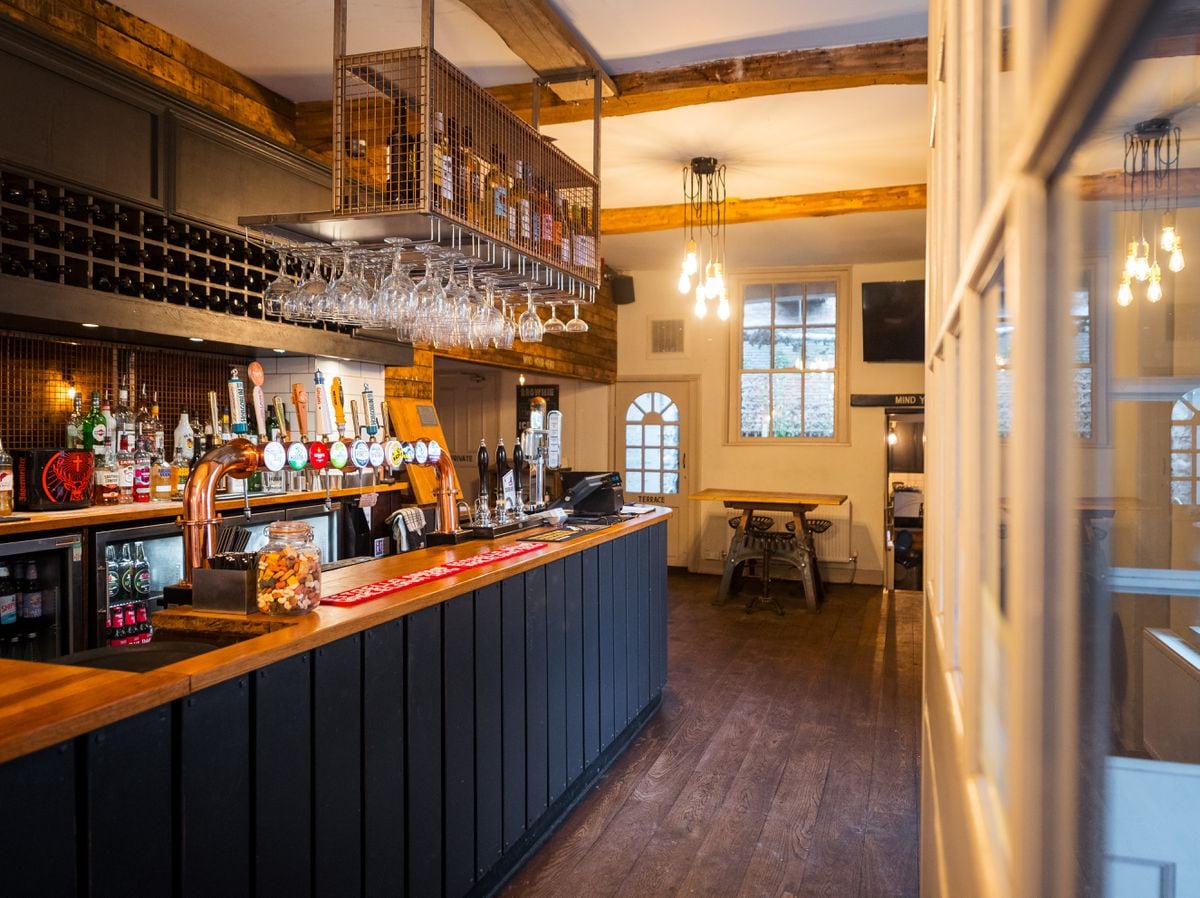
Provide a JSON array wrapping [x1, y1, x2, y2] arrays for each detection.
[[503, 572, 921, 898]]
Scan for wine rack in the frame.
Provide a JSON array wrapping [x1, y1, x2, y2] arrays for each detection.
[[0, 164, 346, 332]]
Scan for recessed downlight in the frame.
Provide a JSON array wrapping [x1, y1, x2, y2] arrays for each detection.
[[81, 323, 99, 328], [189, 337, 204, 343]]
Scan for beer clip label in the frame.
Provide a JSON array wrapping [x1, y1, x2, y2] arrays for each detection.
[[329, 441, 349, 469]]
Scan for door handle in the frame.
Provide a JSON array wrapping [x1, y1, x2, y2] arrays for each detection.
[[682, 452, 687, 470]]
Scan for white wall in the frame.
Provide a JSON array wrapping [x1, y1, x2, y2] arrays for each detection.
[[616, 260, 926, 582], [253, 354, 387, 438], [492, 368, 613, 473]]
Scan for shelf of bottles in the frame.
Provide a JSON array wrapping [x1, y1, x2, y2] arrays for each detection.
[[0, 165, 349, 332], [242, 47, 600, 303]]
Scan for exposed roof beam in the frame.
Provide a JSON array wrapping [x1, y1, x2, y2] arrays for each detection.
[[1079, 167, 1200, 201], [600, 183, 927, 235], [495, 37, 928, 126], [454, 0, 617, 102]]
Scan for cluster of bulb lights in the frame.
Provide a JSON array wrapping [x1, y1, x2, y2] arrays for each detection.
[[678, 243, 729, 320], [1117, 119, 1186, 308], [1117, 218, 1185, 306], [676, 157, 730, 320]]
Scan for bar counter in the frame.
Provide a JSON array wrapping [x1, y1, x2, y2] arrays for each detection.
[[0, 508, 670, 898]]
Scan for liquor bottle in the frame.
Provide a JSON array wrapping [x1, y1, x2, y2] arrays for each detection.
[[65, 393, 84, 449], [0, 563, 17, 639], [432, 112, 451, 210], [559, 198, 573, 264], [539, 178, 554, 255], [0, 437, 12, 517], [516, 161, 531, 245], [151, 448, 173, 501], [83, 392, 106, 460], [265, 403, 280, 442], [92, 446, 120, 505], [149, 393, 164, 456], [170, 446, 190, 499], [101, 392, 115, 450], [114, 380, 134, 451], [20, 560, 42, 629], [173, 411, 195, 462], [488, 146, 508, 235], [132, 439, 151, 503], [135, 383, 152, 445], [116, 434, 134, 504], [385, 98, 416, 205]]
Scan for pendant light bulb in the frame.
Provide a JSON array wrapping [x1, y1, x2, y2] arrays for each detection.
[[1117, 276, 1134, 307], [1161, 212, 1177, 252], [1125, 241, 1139, 278], [1134, 242, 1151, 281], [684, 240, 699, 276], [1170, 239, 1186, 273], [716, 295, 730, 321], [677, 269, 692, 294], [1147, 278, 1163, 303], [709, 262, 725, 297], [693, 297, 708, 319], [887, 429, 899, 446]]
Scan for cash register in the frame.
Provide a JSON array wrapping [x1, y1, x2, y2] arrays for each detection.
[[555, 472, 626, 521]]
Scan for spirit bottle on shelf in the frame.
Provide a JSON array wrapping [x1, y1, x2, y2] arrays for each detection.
[[92, 445, 120, 506], [173, 410, 195, 463], [113, 380, 134, 452], [65, 393, 84, 449], [151, 446, 173, 502], [83, 392, 107, 462], [0, 438, 12, 517], [135, 384, 152, 446], [116, 434, 135, 504], [132, 439, 151, 503], [149, 393, 164, 456]]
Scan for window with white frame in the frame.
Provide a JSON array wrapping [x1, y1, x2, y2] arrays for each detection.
[[733, 274, 845, 440]]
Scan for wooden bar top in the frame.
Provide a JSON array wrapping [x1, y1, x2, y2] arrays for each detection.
[[689, 488, 848, 507], [0, 480, 410, 537], [0, 507, 671, 764]]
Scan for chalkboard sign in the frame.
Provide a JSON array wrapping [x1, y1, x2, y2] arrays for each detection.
[[862, 280, 925, 362], [516, 384, 559, 434]]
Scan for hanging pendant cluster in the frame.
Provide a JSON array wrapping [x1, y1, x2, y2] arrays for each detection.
[[1118, 118, 1185, 307], [677, 157, 730, 320]]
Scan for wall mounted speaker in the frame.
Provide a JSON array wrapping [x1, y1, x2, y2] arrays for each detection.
[[610, 274, 636, 305]]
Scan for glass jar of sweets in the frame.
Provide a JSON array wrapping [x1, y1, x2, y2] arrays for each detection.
[[256, 521, 321, 614]]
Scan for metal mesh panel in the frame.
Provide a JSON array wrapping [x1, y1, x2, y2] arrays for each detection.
[[333, 48, 600, 287], [0, 330, 248, 450]]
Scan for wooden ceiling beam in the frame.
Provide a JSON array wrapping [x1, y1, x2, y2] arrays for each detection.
[[500, 37, 928, 126], [600, 183, 927, 235], [454, 0, 617, 102], [1079, 167, 1200, 201]]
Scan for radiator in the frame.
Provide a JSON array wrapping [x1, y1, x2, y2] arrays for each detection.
[[701, 501, 854, 563]]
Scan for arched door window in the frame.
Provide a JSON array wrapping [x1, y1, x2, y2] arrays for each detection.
[[624, 391, 680, 494]]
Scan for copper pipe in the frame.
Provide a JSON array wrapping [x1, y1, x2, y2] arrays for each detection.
[[431, 450, 462, 534], [177, 438, 262, 586]]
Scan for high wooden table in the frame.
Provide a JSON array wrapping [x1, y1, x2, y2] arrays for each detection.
[[690, 488, 848, 611]]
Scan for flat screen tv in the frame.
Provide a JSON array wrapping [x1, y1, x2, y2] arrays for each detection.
[[861, 280, 925, 362]]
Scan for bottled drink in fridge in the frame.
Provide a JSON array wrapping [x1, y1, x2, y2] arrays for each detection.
[[11, 561, 24, 620], [20, 560, 42, 628], [118, 543, 135, 604], [0, 436, 12, 517], [104, 544, 120, 610], [0, 562, 17, 638], [133, 542, 151, 605]]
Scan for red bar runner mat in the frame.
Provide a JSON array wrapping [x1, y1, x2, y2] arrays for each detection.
[[320, 541, 548, 607]]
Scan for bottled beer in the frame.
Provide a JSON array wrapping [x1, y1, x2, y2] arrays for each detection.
[[0, 562, 17, 638], [20, 560, 42, 627], [133, 543, 151, 605]]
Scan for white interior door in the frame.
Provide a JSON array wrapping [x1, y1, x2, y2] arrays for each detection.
[[434, 370, 501, 501], [614, 380, 692, 565]]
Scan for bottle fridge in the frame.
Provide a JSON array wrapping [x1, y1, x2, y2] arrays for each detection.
[[0, 532, 85, 661]]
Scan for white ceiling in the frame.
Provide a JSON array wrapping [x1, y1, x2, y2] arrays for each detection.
[[112, 0, 931, 270]]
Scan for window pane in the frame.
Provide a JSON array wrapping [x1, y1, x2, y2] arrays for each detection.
[[663, 473, 679, 494], [996, 323, 1013, 365], [1171, 452, 1191, 478], [1171, 425, 1192, 449], [644, 425, 662, 446], [662, 402, 679, 423], [625, 403, 644, 423], [643, 448, 660, 469], [803, 372, 836, 437], [644, 471, 661, 493], [775, 284, 803, 325], [772, 328, 806, 369], [626, 471, 642, 492], [1171, 479, 1191, 505], [634, 392, 654, 413], [996, 368, 1013, 437], [770, 373, 804, 437], [1074, 317, 1091, 363], [626, 448, 642, 470], [1070, 287, 1090, 317], [651, 392, 667, 413], [1074, 368, 1092, 438], [740, 373, 770, 437], [806, 283, 837, 324], [743, 328, 772, 368], [743, 285, 772, 326], [663, 448, 679, 469], [806, 328, 837, 370], [663, 425, 680, 446]]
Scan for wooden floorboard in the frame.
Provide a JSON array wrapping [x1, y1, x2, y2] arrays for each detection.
[[503, 574, 922, 898]]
